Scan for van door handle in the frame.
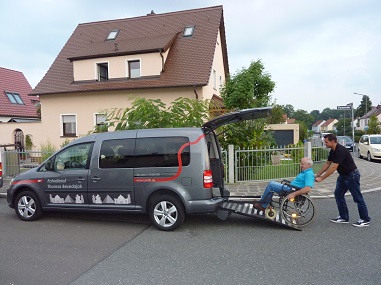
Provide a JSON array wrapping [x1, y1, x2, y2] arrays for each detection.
[[92, 177, 101, 182], [77, 178, 86, 182]]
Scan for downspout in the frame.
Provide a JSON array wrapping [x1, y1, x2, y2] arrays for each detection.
[[193, 84, 199, 100]]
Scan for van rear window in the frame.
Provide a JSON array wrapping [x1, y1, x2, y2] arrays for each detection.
[[99, 137, 190, 168], [135, 137, 190, 168]]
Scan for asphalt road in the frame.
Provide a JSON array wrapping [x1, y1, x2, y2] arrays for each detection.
[[1, 191, 380, 285]]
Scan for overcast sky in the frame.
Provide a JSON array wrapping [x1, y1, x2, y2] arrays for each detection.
[[1, 0, 380, 112]]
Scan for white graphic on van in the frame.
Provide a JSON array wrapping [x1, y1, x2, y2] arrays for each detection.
[[91, 194, 131, 204], [49, 194, 85, 204]]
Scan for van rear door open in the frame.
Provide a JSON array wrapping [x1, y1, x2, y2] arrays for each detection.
[[202, 107, 272, 130]]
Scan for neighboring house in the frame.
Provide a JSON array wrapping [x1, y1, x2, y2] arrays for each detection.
[[0, 67, 40, 148], [311, 119, 325, 133], [18, 5, 228, 148], [320, 118, 338, 132], [357, 105, 381, 131]]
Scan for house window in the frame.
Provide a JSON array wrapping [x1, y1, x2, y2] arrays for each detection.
[[62, 115, 77, 137], [183, 26, 195, 37], [106, 29, 120, 41], [95, 113, 108, 133], [219, 75, 223, 87], [97, 63, 109, 81], [6, 92, 24, 105], [128, 60, 140, 78]]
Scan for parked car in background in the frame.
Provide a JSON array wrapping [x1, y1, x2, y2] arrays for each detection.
[[358, 134, 381, 161], [337, 136, 355, 152]]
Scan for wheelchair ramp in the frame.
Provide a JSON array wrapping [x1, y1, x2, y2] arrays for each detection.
[[220, 200, 301, 231]]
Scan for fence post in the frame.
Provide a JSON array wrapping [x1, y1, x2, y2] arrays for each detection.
[[228, 144, 234, 183], [304, 141, 312, 158]]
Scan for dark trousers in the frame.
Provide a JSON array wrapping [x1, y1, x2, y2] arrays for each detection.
[[334, 169, 370, 222]]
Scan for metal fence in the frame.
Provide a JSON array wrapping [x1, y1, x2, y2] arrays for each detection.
[[1, 150, 54, 177], [233, 145, 329, 182], [1, 145, 329, 183]]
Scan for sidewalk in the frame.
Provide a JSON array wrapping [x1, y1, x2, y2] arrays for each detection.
[[1, 158, 381, 199]]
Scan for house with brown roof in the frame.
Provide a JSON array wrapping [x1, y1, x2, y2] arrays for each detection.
[[18, 5, 228, 148], [0, 67, 40, 148], [357, 105, 381, 131], [320, 118, 338, 132], [311, 119, 325, 133]]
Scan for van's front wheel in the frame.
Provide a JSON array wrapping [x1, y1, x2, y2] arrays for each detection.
[[149, 195, 185, 231], [14, 190, 42, 221]]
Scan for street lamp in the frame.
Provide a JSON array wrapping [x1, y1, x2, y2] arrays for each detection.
[[354, 92, 369, 126]]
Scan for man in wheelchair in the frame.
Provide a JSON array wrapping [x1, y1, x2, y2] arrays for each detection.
[[253, 157, 315, 212]]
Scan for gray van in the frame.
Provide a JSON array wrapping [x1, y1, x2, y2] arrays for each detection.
[[7, 107, 271, 230]]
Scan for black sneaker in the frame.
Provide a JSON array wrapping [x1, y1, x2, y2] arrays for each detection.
[[352, 220, 370, 227], [330, 216, 349, 224]]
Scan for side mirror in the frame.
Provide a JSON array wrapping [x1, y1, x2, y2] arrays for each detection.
[[56, 161, 65, 171]]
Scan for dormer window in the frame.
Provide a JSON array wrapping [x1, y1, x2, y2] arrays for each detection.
[[97, 63, 109, 81], [6, 92, 24, 105], [106, 29, 120, 41], [183, 26, 195, 37], [128, 60, 140, 78]]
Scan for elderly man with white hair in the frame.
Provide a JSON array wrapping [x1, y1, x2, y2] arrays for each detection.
[[253, 157, 315, 212]]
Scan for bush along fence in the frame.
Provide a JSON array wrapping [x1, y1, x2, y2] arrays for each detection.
[[223, 142, 329, 183]]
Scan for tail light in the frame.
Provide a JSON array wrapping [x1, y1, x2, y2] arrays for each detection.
[[0, 162, 2, 177], [203, 170, 213, 188]]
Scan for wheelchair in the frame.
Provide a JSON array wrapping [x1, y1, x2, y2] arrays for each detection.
[[263, 180, 315, 226]]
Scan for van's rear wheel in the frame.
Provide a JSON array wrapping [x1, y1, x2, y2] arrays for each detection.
[[14, 191, 42, 221], [149, 195, 185, 231]]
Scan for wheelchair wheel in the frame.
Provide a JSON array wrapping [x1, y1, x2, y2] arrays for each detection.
[[265, 207, 277, 220], [280, 194, 315, 226]]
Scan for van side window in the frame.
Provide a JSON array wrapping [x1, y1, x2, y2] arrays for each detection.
[[99, 139, 135, 168], [54, 143, 93, 170], [135, 137, 190, 168]]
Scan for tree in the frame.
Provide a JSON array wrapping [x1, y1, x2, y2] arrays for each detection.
[[98, 97, 210, 132], [335, 118, 352, 136], [366, 115, 381, 134], [355, 95, 372, 118], [267, 104, 284, 124], [310, 110, 320, 121], [221, 60, 275, 109], [296, 120, 309, 141], [219, 60, 276, 148], [292, 109, 314, 128], [281, 104, 295, 118], [318, 108, 341, 121]]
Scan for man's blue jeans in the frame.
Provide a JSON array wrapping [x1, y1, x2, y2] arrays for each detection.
[[334, 169, 370, 222], [260, 181, 292, 208]]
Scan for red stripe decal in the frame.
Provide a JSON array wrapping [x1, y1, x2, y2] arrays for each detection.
[[12, 179, 43, 185]]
